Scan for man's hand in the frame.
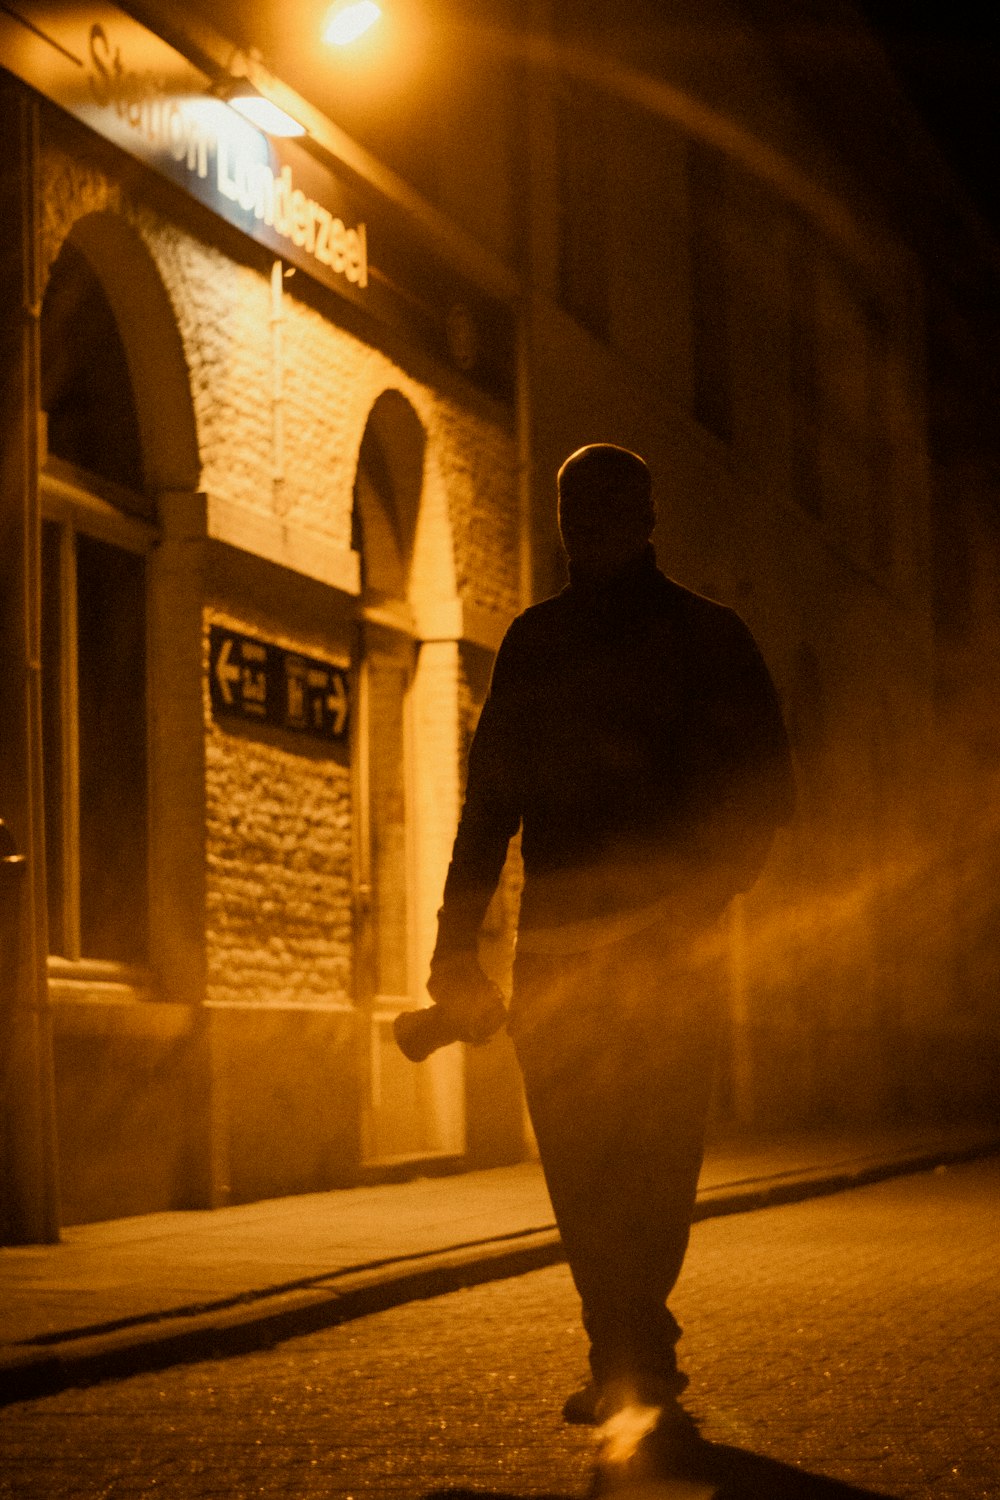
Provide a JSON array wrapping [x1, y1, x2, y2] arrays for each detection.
[[393, 952, 507, 1062]]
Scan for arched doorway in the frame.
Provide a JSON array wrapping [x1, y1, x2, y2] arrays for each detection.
[[352, 391, 464, 1163]]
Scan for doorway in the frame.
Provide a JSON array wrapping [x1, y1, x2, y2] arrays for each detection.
[[352, 392, 464, 1164]]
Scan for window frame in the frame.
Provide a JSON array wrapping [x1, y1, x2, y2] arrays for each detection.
[[40, 456, 158, 999]]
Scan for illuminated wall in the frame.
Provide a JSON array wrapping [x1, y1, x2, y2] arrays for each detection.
[[35, 106, 523, 1220]]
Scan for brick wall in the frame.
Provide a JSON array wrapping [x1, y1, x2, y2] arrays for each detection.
[[202, 611, 355, 1010], [40, 128, 521, 1022]]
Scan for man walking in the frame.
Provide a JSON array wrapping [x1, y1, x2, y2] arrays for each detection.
[[423, 444, 795, 1435]]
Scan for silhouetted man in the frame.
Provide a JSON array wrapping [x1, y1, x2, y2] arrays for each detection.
[[427, 444, 795, 1436]]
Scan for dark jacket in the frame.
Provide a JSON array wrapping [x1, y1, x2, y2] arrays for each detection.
[[433, 546, 795, 959]]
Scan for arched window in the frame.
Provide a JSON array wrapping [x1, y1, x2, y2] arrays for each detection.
[[40, 236, 155, 969], [41, 239, 147, 504]]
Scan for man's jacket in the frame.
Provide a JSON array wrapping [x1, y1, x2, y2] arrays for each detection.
[[433, 546, 795, 961]]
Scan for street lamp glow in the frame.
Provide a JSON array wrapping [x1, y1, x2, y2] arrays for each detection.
[[322, 1, 382, 46], [225, 91, 306, 137]]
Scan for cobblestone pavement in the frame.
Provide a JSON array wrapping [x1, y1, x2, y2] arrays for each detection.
[[1, 1159, 997, 1500]]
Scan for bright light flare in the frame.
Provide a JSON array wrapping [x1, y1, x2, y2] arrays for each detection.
[[226, 93, 305, 137], [322, 1, 382, 46], [597, 1401, 661, 1465]]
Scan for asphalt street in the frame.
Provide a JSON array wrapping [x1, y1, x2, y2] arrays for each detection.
[[1, 1158, 997, 1500]]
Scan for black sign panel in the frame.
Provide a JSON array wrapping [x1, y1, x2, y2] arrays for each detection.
[[209, 626, 349, 745]]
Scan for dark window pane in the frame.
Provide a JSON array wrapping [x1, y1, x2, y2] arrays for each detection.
[[790, 643, 827, 766], [557, 89, 610, 341], [41, 239, 148, 505], [789, 222, 823, 517], [866, 331, 895, 572], [688, 140, 734, 442], [75, 535, 148, 964]]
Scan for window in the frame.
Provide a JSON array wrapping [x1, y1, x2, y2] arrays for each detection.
[[40, 240, 146, 503], [556, 85, 611, 342], [788, 220, 823, 517], [40, 237, 153, 971], [687, 139, 734, 442], [865, 323, 897, 575], [41, 516, 150, 965], [789, 643, 826, 770]]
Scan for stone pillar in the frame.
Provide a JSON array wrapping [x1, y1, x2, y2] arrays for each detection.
[[147, 491, 217, 1205], [0, 81, 60, 1243]]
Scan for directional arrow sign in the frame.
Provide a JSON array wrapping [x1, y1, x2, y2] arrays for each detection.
[[214, 636, 242, 706], [209, 626, 349, 749], [327, 673, 349, 737]]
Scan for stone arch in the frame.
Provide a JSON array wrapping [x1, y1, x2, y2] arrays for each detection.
[[48, 211, 199, 494]]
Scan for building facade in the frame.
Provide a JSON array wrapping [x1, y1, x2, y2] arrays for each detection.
[[1, 0, 996, 1241]]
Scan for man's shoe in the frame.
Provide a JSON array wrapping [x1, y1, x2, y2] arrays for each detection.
[[649, 1395, 703, 1452], [563, 1373, 698, 1431], [591, 1395, 707, 1492], [562, 1380, 603, 1424]]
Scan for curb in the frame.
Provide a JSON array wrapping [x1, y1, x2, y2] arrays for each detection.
[[2, 1138, 997, 1407]]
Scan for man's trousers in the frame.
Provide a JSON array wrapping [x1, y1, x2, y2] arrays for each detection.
[[509, 918, 723, 1392]]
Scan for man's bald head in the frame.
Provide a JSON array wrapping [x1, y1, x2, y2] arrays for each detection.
[[557, 445, 655, 581]]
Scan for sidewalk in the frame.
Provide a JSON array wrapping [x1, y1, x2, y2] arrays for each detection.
[[2, 1122, 997, 1405]]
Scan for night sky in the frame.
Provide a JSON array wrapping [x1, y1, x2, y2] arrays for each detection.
[[856, 3, 1000, 228]]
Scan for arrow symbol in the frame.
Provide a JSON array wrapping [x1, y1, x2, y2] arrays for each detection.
[[327, 672, 348, 736], [215, 637, 242, 706]]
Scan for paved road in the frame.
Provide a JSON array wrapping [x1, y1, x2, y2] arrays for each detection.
[[1, 1159, 997, 1499]]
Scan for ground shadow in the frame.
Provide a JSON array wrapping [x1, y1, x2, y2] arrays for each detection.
[[699, 1441, 897, 1497], [423, 1437, 898, 1498]]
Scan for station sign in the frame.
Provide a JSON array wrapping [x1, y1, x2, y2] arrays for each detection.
[[209, 625, 349, 747], [0, 0, 516, 404]]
